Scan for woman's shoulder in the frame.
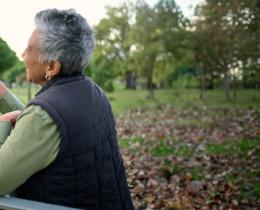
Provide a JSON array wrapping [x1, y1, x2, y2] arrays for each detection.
[[18, 104, 54, 123]]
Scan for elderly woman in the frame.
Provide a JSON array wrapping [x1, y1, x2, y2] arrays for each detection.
[[0, 9, 134, 210]]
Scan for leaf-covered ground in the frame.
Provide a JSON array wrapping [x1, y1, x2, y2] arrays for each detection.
[[116, 104, 260, 210]]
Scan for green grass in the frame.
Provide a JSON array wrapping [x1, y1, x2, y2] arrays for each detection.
[[172, 165, 184, 175], [160, 161, 184, 180], [10, 83, 41, 103], [204, 137, 259, 159], [151, 140, 194, 157], [205, 191, 222, 204], [206, 144, 232, 155], [239, 183, 257, 200], [237, 138, 260, 160], [152, 140, 174, 157], [224, 171, 238, 183], [175, 144, 194, 157], [254, 181, 260, 199], [189, 166, 204, 181], [8, 85, 260, 115], [107, 89, 174, 116], [118, 136, 145, 149], [175, 118, 211, 128], [107, 88, 260, 116]]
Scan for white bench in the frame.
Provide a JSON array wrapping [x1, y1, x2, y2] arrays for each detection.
[[0, 197, 81, 210]]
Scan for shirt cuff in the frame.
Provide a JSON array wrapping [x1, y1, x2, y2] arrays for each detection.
[[0, 121, 12, 145]]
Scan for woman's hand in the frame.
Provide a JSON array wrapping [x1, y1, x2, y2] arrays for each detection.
[[0, 111, 21, 125], [0, 81, 7, 97]]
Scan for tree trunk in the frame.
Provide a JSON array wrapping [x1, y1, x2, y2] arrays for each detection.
[[125, 72, 137, 90], [224, 71, 231, 101], [132, 72, 137, 90], [147, 56, 156, 99], [125, 72, 132, 89], [232, 76, 237, 103], [199, 63, 205, 100]]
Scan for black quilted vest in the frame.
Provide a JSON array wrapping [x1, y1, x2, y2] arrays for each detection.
[[12, 75, 134, 210]]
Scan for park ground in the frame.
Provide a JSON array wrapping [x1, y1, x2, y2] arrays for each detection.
[[109, 89, 260, 210], [12, 86, 260, 210]]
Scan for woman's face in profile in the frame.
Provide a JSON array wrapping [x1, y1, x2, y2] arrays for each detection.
[[22, 29, 49, 85]]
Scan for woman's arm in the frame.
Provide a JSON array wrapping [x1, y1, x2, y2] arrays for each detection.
[[0, 81, 6, 97], [0, 82, 25, 113], [0, 105, 60, 195]]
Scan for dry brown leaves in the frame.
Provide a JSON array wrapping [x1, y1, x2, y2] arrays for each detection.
[[116, 104, 260, 210]]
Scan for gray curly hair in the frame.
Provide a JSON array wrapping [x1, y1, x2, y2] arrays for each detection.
[[35, 8, 95, 76]]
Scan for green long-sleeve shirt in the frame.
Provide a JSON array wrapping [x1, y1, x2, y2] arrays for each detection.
[[0, 89, 60, 196]]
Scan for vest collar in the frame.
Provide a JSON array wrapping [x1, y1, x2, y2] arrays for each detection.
[[36, 74, 85, 96]]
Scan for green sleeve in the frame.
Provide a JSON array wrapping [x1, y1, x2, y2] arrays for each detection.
[[0, 121, 12, 145], [0, 105, 60, 196], [0, 89, 25, 114]]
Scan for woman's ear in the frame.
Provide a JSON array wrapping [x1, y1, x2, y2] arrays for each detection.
[[46, 61, 61, 77]]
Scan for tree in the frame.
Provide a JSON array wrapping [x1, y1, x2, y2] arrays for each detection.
[[93, 2, 137, 89], [0, 37, 18, 78], [92, 0, 188, 96], [3, 60, 25, 85], [134, 0, 186, 97], [235, 0, 260, 90], [193, 0, 260, 101]]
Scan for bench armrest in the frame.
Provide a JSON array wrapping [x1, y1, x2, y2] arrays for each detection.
[[0, 196, 81, 210]]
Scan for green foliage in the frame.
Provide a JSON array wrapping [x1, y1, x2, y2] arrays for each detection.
[[0, 37, 18, 76], [192, 0, 260, 98], [93, 2, 136, 89], [84, 65, 92, 78], [134, 0, 188, 93], [3, 61, 25, 83], [86, 52, 116, 92], [92, 65, 115, 92], [90, 0, 259, 95], [92, 0, 188, 92]]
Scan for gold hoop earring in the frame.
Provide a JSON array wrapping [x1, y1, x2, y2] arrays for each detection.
[[45, 74, 51, 81]]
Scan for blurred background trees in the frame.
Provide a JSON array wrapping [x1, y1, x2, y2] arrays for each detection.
[[1, 0, 259, 100], [0, 38, 21, 78], [192, 0, 260, 101]]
